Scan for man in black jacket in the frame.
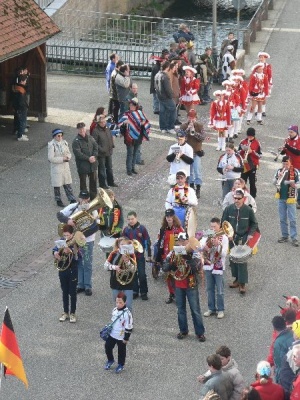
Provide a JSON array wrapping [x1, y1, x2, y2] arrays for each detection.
[[72, 122, 98, 200]]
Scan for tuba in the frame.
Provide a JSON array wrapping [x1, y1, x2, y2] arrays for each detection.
[[58, 188, 113, 237], [170, 237, 199, 281], [54, 231, 86, 272], [115, 255, 137, 286]]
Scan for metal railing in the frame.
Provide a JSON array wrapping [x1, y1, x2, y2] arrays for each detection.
[[243, 0, 274, 54], [47, 10, 239, 76]]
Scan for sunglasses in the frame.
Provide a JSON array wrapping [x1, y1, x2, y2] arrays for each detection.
[[233, 197, 243, 200]]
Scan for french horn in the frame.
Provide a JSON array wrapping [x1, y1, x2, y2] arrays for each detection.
[[115, 255, 137, 285], [54, 231, 86, 272]]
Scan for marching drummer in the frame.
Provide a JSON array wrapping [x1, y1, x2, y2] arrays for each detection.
[[221, 189, 258, 295], [165, 170, 198, 233]]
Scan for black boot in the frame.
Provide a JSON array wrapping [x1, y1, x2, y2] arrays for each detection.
[[196, 185, 201, 199], [165, 293, 175, 304], [190, 183, 195, 189]]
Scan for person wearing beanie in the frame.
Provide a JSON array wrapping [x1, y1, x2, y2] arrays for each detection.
[[251, 360, 285, 400], [279, 125, 300, 208], [48, 128, 76, 207], [273, 156, 299, 246], [238, 128, 262, 198]]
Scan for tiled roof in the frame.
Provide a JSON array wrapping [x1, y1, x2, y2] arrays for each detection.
[[0, 0, 60, 62]]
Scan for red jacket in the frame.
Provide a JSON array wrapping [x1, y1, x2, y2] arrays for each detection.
[[238, 137, 262, 171], [249, 72, 269, 97], [282, 135, 300, 169], [291, 373, 300, 400], [251, 378, 285, 400], [210, 100, 231, 126]]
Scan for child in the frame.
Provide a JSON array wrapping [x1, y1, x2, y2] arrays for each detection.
[[104, 291, 133, 373]]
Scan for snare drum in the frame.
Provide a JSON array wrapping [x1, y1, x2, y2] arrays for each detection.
[[230, 244, 252, 263], [98, 236, 116, 253]]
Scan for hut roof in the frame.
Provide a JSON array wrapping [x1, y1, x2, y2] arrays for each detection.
[[0, 0, 60, 62]]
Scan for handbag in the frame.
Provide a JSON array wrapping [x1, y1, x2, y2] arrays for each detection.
[[99, 310, 126, 341]]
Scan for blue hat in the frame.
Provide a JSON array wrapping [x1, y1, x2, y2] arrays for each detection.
[[52, 128, 63, 137], [177, 130, 186, 138]]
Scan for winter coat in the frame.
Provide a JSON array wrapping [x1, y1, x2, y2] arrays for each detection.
[[154, 71, 174, 101], [72, 134, 98, 175], [222, 358, 245, 400], [200, 371, 233, 400], [274, 329, 294, 383], [91, 125, 114, 157], [251, 378, 285, 400], [48, 139, 72, 187], [115, 72, 131, 102], [279, 339, 300, 393]]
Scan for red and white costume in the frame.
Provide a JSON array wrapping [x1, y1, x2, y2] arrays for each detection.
[[180, 66, 200, 107], [247, 63, 269, 123], [231, 76, 248, 135], [209, 90, 231, 151]]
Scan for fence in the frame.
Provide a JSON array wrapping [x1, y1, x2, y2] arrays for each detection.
[[46, 11, 239, 76]]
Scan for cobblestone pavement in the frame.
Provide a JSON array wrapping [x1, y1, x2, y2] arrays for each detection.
[[1, 1, 299, 398]]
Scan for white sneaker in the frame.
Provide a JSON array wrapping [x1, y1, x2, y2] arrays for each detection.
[[70, 313, 77, 323], [204, 310, 214, 317], [59, 313, 69, 322], [17, 135, 29, 141], [217, 311, 224, 319], [161, 130, 167, 134], [216, 147, 221, 151], [168, 129, 177, 134]]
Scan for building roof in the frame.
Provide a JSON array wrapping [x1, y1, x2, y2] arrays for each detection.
[[0, 1, 60, 62]]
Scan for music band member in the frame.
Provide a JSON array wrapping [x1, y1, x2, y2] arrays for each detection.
[[163, 232, 206, 342], [104, 238, 137, 312], [217, 143, 243, 199], [122, 211, 151, 301], [246, 63, 269, 125], [222, 189, 258, 294], [273, 156, 299, 247], [57, 190, 98, 296], [98, 189, 123, 239], [154, 209, 184, 304], [166, 130, 194, 180], [238, 127, 262, 199], [180, 109, 206, 198], [199, 217, 229, 319], [222, 178, 257, 213], [279, 125, 300, 209], [53, 225, 85, 323]]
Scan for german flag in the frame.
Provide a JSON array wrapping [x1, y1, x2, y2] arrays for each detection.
[[0, 308, 28, 388]]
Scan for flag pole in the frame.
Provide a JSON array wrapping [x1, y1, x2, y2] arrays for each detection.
[[0, 362, 3, 392]]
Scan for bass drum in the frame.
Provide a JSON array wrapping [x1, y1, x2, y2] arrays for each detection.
[[174, 206, 197, 237], [98, 236, 116, 254]]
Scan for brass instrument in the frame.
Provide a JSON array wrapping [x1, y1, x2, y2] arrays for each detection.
[[116, 255, 137, 285], [170, 237, 200, 281], [54, 231, 86, 272], [132, 239, 144, 253], [276, 168, 287, 191], [202, 221, 234, 264], [58, 188, 113, 237]]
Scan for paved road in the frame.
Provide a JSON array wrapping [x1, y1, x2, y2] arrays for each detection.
[[1, 0, 299, 398]]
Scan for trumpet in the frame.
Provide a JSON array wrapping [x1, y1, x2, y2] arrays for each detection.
[[276, 168, 287, 190]]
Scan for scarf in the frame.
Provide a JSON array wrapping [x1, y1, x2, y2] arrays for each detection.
[[174, 184, 189, 204], [275, 166, 296, 203], [204, 236, 224, 274]]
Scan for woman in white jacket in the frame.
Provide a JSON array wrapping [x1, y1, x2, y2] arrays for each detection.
[[222, 178, 257, 212], [48, 128, 76, 207]]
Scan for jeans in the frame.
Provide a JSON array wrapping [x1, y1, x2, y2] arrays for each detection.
[[126, 143, 141, 173], [77, 242, 94, 289], [133, 257, 148, 295], [79, 171, 97, 200], [175, 286, 205, 335], [153, 92, 160, 113], [112, 289, 133, 312], [203, 76, 213, 100], [189, 155, 203, 185], [59, 264, 78, 314], [105, 335, 127, 365], [222, 179, 235, 199], [204, 271, 224, 312], [241, 168, 257, 198], [16, 108, 27, 138], [98, 156, 114, 187], [136, 147, 142, 163], [159, 98, 176, 131], [278, 200, 298, 240]]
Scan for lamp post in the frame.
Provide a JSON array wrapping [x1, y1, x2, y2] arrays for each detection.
[[212, 0, 218, 69]]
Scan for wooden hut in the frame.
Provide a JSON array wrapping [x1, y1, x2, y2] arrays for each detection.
[[0, 0, 60, 120]]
